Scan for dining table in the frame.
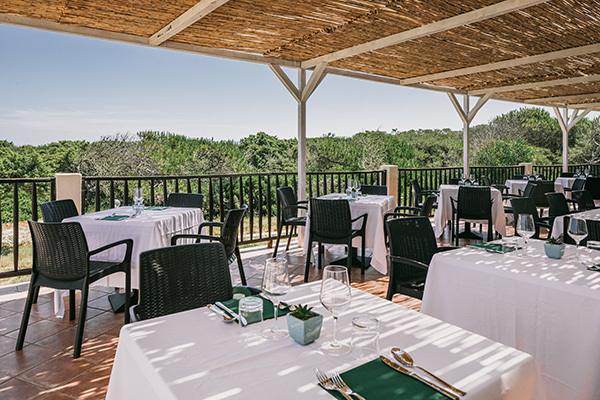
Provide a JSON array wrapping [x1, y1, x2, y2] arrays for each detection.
[[550, 208, 600, 238], [432, 185, 506, 238], [106, 281, 544, 400], [303, 193, 396, 274], [421, 239, 600, 400], [504, 180, 564, 195]]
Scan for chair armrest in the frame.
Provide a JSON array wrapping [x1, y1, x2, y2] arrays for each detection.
[[422, 189, 439, 194], [281, 205, 308, 211], [232, 286, 262, 296], [393, 206, 420, 214], [434, 246, 460, 253], [351, 213, 368, 231], [535, 222, 552, 231], [89, 239, 133, 263], [171, 234, 218, 245], [129, 304, 140, 322], [387, 255, 429, 271], [199, 221, 224, 230], [297, 200, 308, 205]]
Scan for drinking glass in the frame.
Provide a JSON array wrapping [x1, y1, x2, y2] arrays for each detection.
[[355, 180, 361, 195], [351, 315, 379, 360], [459, 174, 466, 185], [516, 214, 535, 256], [469, 174, 475, 183], [568, 217, 588, 260], [239, 297, 263, 328], [585, 168, 590, 177], [320, 265, 351, 355], [261, 258, 291, 340]]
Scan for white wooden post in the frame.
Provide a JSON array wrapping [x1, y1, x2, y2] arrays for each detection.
[[298, 69, 307, 203], [553, 106, 595, 172], [55, 173, 82, 215], [463, 95, 470, 177], [381, 165, 398, 203]]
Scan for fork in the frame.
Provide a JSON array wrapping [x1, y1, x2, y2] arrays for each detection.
[[331, 371, 366, 400], [314, 368, 353, 400]]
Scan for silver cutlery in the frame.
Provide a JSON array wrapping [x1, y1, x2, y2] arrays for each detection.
[[215, 301, 248, 325], [207, 304, 234, 323], [314, 368, 352, 400], [330, 371, 366, 400]]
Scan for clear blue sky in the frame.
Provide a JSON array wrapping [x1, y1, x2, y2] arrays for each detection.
[[0, 24, 564, 146]]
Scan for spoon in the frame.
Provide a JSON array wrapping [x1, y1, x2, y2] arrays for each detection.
[[207, 304, 234, 323], [391, 347, 467, 396]]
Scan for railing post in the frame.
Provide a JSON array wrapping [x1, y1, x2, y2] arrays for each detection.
[[519, 163, 533, 175], [55, 173, 83, 215], [381, 165, 398, 203]]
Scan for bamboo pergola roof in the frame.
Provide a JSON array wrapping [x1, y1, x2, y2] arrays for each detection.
[[2, 0, 600, 110]]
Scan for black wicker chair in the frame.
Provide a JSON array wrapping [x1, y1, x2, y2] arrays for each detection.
[[166, 193, 204, 208], [449, 178, 460, 185], [17, 221, 132, 358], [451, 186, 494, 245], [560, 172, 576, 177], [510, 197, 552, 239], [273, 186, 307, 257], [584, 177, 600, 200], [304, 199, 367, 282], [512, 174, 526, 180], [388, 194, 437, 218], [129, 242, 253, 321], [546, 192, 572, 226], [360, 185, 388, 195], [385, 216, 457, 300], [563, 178, 586, 194], [409, 179, 439, 207], [40, 199, 79, 222], [171, 205, 248, 285], [529, 180, 555, 217], [572, 190, 597, 211]]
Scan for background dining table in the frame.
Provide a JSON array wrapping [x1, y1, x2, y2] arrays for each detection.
[[551, 208, 600, 238], [107, 281, 544, 400], [504, 180, 564, 195], [421, 240, 600, 400]]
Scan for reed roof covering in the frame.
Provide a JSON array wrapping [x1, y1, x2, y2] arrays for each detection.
[[2, 0, 600, 110]]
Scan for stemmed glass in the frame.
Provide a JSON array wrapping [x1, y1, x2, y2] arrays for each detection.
[[568, 217, 588, 261], [261, 258, 291, 340], [132, 187, 144, 216], [320, 265, 351, 355], [355, 180, 361, 195], [516, 214, 535, 256], [459, 174, 466, 185], [346, 180, 355, 196]]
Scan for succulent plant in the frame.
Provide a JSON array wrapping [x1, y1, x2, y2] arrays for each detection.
[[546, 235, 563, 245], [290, 304, 318, 321]]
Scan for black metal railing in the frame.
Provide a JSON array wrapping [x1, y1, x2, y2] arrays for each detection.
[[532, 164, 600, 181], [0, 178, 55, 278]]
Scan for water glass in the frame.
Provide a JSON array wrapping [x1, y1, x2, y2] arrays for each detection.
[[501, 237, 519, 254], [320, 265, 351, 355], [516, 214, 535, 256], [261, 258, 291, 340], [239, 297, 263, 328], [351, 315, 379, 360]]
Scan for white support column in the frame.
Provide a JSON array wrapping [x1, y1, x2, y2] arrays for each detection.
[[463, 95, 470, 177], [298, 69, 307, 203], [553, 105, 595, 172]]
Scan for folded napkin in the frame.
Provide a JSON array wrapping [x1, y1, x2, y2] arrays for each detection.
[[219, 295, 290, 324], [323, 358, 447, 400], [145, 206, 171, 210], [467, 242, 515, 253], [98, 215, 130, 221]]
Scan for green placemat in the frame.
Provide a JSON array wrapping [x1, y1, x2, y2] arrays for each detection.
[[145, 206, 171, 210], [220, 296, 290, 324], [467, 242, 515, 253], [98, 215, 130, 221], [323, 358, 447, 400]]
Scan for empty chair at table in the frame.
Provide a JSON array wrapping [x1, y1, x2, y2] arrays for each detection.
[[572, 190, 598, 211], [449, 177, 460, 185], [40, 199, 79, 222], [584, 177, 600, 200], [545, 192, 572, 226], [17, 221, 133, 358], [529, 180, 555, 217], [451, 186, 494, 245], [387, 194, 437, 219], [166, 192, 204, 208], [304, 198, 367, 282], [512, 174, 526, 180], [560, 171, 576, 177], [563, 178, 586, 194], [481, 175, 508, 194], [409, 179, 439, 208], [360, 185, 388, 195], [272, 186, 307, 257], [510, 197, 552, 239], [385, 216, 457, 300], [171, 205, 248, 285]]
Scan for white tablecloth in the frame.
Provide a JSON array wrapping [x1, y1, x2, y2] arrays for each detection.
[[107, 282, 544, 400], [303, 194, 396, 274], [433, 185, 506, 238], [551, 208, 600, 238], [505, 180, 564, 195], [421, 240, 600, 400]]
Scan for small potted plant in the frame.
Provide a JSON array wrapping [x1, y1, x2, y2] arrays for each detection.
[[544, 236, 566, 259], [286, 304, 323, 345]]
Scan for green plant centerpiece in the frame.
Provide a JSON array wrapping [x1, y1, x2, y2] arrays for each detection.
[[544, 235, 566, 259], [286, 304, 323, 345]]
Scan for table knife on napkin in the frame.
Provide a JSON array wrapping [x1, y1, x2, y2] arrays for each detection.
[[215, 301, 248, 325], [379, 356, 459, 400]]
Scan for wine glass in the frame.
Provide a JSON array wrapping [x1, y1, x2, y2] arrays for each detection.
[[459, 174, 466, 185], [568, 217, 588, 261], [355, 180, 361, 195], [585, 168, 590, 177], [516, 214, 535, 256], [133, 187, 143, 203], [261, 258, 291, 340], [346, 179, 355, 195], [320, 265, 351, 355]]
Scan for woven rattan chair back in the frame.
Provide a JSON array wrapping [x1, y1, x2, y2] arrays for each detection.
[[420, 194, 437, 217], [530, 181, 555, 208], [29, 221, 89, 281], [560, 172, 576, 177], [40, 199, 79, 222], [457, 187, 492, 220], [572, 190, 596, 211], [360, 185, 387, 195], [521, 182, 536, 198], [563, 217, 600, 246], [277, 186, 300, 222], [309, 198, 352, 240], [480, 176, 491, 187], [584, 177, 600, 200], [510, 197, 543, 224], [166, 193, 204, 208], [386, 216, 437, 267], [546, 192, 571, 218], [449, 178, 460, 185], [512, 174, 526, 180], [137, 242, 232, 321], [219, 205, 248, 257], [572, 178, 586, 192]]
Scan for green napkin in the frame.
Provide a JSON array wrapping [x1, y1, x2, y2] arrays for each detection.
[[145, 206, 171, 210], [98, 215, 130, 221], [220, 296, 290, 324], [323, 358, 447, 400], [468, 242, 515, 253]]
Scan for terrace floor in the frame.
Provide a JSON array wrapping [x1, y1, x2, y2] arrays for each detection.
[[0, 228, 467, 399]]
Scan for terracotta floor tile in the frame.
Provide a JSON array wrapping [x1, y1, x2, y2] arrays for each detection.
[[0, 344, 62, 379], [77, 335, 119, 364], [0, 296, 51, 313], [35, 390, 74, 399], [0, 335, 18, 359], [0, 378, 45, 400], [86, 297, 112, 312], [35, 328, 80, 354], [82, 312, 124, 338], [20, 352, 94, 389], [6, 319, 71, 344], [55, 364, 112, 400], [0, 312, 30, 336], [0, 309, 15, 318]]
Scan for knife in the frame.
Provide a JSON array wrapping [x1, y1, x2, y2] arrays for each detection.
[[215, 301, 248, 326], [379, 356, 459, 400]]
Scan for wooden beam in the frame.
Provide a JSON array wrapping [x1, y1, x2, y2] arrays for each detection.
[[470, 74, 600, 95], [302, 0, 548, 69], [525, 92, 600, 104], [269, 64, 301, 102], [402, 42, 600, 85], [467, 92, 492, 122], [301, 62, 327, 101], [447, 93, 468, 125], [568, 107, 595, 130], [150, 0, 231, 46]]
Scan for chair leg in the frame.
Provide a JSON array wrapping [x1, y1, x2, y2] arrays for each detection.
[[361, 235, 366, 275], [454, 217, 459, 246], [32, 286, 40, 304], [272, 223, 283, 258], [346, 241, 353, 281], [235, 246, 247, 286], [124, 267, 131, 325], [317, 242, 323, 270], [285, 225, 294, 251], [304, 235, 313, 282], [74, 287, 88, 359], [69, 290, 76, 321], [16, 281, 37, 351], [487, 219, 494, 242]]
